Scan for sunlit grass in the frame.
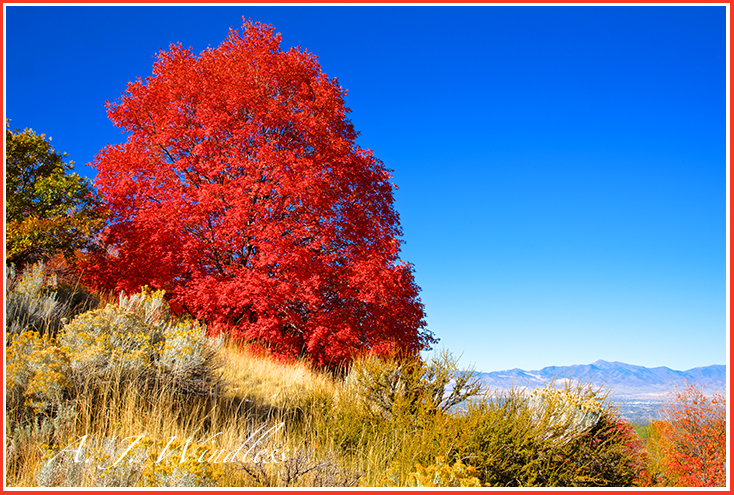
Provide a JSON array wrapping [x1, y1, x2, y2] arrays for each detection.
[[5, 265, 654, 487], [219, 342, 337, 412]]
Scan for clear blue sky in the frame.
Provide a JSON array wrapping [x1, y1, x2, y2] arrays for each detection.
[[4, 5, 728, 373]]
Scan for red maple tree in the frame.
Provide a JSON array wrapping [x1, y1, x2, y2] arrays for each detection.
[[85, 20, 434, 367], [648, 385, 726, 487]]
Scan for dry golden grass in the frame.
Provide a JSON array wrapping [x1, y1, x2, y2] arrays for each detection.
[[4, 342, 483, 487], [6, 335, 648, 487], [219, 342, 338, 411], [5, 342, 356, 487]]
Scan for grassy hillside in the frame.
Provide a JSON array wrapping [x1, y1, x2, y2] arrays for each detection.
[[4, 262, 705, 487]]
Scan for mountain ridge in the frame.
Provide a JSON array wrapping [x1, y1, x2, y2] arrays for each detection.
[[475, 360, 726, 398]]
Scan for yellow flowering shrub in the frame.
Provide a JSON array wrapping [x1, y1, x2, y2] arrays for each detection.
[[118, 287, 170, 331], [8, 286, 221, 426], [60, 305, 152, 382], [59, 288, 221, 395], [6, 331, 71, 413], [36, 434, 223, 487], [139, 436, 224, 487], [409, 457, 483, 487]]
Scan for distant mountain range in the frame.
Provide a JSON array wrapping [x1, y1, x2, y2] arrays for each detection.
[[475, 360, 727, 399]]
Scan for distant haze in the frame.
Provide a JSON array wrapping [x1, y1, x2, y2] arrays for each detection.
[[474, 360, 726, 399]]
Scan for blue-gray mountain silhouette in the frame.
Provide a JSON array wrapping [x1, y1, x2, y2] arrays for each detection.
[[475, 360, 726, 398]]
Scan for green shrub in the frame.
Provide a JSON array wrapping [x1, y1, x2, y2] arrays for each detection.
[[118, 288, 171, 332], [454, 383, 646, 487], [330, 351, 483, 486], [342, 353, 406, 419], [456, 389, 546, 486], [342, 350, 482, 420]]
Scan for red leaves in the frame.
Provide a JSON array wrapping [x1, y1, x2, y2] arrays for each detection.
[[649, 385, 726, 487], [85, 20, 435, 368]]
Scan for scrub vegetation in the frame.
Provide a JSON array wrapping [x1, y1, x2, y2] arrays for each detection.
[[5, 20, 725, 488], [8, 263, 724, 487]]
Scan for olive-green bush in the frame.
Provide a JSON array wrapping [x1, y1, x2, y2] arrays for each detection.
[[455, 384, 646, 487], [343, 350, 482, 419]]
